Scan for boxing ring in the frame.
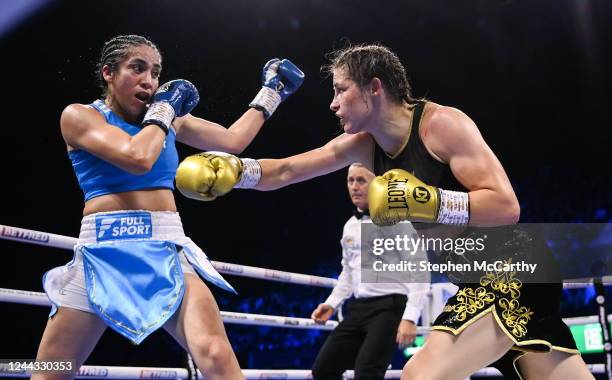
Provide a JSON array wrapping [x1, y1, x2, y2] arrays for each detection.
[[0, 224, 609, 379]]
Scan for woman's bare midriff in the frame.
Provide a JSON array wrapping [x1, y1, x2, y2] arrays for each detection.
[[83, 189, 177, 216]]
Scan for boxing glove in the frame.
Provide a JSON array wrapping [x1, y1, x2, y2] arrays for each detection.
[[368, 169, 469, 226], [142, 79, 200, 134], [249, 58, 305, 119], [175, 152, 261, 201]]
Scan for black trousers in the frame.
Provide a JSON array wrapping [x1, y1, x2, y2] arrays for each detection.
[[311, 294, 407, 380]]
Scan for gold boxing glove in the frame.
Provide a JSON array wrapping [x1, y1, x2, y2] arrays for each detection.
[[175, 152, 262, 201], [368, 169, 469, 225]]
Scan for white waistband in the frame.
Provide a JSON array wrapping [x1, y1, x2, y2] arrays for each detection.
[[78, 210, 185, 244]]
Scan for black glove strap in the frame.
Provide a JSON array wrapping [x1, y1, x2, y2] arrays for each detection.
[[142, 119, 169, 135]]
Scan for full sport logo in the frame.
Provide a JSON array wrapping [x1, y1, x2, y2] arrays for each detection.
[[95, 212, 153, 242]]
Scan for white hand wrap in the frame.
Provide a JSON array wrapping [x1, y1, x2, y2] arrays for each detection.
[[436, 189, 470, 225], [235, 158, 262, 189], [142, 102, 175, 134], [249, 87, 281, 119]]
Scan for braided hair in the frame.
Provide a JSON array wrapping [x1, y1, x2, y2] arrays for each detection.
[[96, 35, 160, 96]]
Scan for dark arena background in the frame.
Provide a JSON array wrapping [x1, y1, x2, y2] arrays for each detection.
[[0, 0, 610, 379]]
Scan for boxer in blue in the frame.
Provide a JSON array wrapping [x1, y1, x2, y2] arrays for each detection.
[[34, 34, 304, 380]]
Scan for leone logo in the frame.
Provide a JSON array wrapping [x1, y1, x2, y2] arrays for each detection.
[[413, 186, 431, 203]]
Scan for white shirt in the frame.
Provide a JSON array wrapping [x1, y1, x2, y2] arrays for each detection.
[[324, 215, 430, 322]]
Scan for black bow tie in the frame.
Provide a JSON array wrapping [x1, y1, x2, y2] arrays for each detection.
[[353, 209, 370, 220]]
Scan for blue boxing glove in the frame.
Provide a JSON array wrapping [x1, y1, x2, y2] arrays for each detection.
[[142, 79, 200, 134], [249, 58, 305, 119]]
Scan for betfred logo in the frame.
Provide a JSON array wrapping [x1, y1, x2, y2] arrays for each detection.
[[0, 226, 50, 243], [139, 370, 177, 379], [76, 367, 109, 377], [95, 212, 152, 242], [217, 262, 244, 274]]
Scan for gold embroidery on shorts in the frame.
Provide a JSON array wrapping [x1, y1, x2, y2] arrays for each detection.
[[447, 258, 535, 338], [480, 260, 522, 299], [452, 287, 496, 321], [479, 258, 533, 338], [498, 298, 534, 337]]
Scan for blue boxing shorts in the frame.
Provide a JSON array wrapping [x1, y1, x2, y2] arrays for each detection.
[[42, 210, 235, 344]]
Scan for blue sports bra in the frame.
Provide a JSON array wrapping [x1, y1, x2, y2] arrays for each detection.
[[69, 100, 178, 201]]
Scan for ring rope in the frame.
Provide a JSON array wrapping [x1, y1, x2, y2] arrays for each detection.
[[1, 224, 608, 289], [0, 288, 338, 331], [0, 224, 336, 288], [0, 364, 188, 379], [0, 365, 606, 379], [0, 287, 606, 332]]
